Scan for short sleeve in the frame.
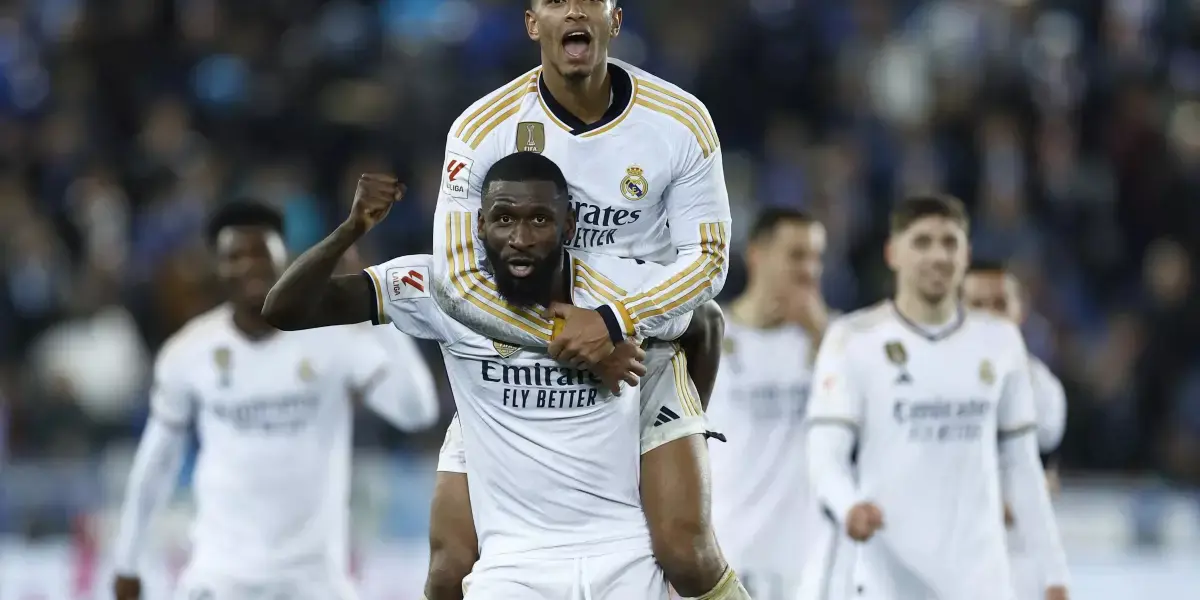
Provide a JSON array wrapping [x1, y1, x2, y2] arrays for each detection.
[[362, 254, 455, 343], [149, 344, 195, 428], [997, 325, 1038, 435], [804, 320, 864, 428], [334, 326, 392, 390]]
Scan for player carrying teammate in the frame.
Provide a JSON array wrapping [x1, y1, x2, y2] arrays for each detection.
[[804, 195, 1069, 600], [963, 260, 1068, 600], [262, 152, 731, 599], [111, 201, 438, 600], [424, 1, 737, 598], [706, 209, 829, 600]]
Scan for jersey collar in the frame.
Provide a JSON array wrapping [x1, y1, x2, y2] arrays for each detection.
[[538, 63, 634, 135], [889, 300, 967, 342]]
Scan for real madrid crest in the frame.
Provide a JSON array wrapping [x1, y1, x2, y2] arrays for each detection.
[[884, 341, 908, 366], [721, 337, 736, 355], [620, 165, 649, 201], [297, 358, 316, 382], [979, 359, 995, 385], [493, 340, 520, 358]]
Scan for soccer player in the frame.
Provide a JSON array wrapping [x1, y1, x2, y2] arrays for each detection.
[[111, 201, 439, 600], [963, 261, 1068, 600], [426, 1, 735, 596], [805, 195, 1070, 600], [262, 152, 732, 598], [706, 209, 829, 600]]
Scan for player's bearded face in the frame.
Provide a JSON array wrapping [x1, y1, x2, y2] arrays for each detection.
[[483, 217, 568, 308], [527, 1, 621, 80]]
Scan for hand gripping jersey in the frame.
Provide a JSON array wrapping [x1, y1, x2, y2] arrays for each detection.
[[430, 59, 732, 347], [805, 303, 1064, 600], [363, 251, 702, 561], [705, 319, 821, 600]]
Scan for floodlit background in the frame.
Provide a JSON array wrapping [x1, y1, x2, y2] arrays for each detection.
[[0, 0, 1198, 597]]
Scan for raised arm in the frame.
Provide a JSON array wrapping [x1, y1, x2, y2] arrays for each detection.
[[262, 174, 403, 330]]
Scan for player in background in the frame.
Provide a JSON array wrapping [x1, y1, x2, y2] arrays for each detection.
[[804, 195, 1069, 600], [705, 209, 828, 600], [261, 152, 740, 599], [963, 261, 1068, 600], [426, 1, 734, 596], [111, 201, 438, 600]]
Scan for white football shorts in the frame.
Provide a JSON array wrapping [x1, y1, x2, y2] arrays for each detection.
[[462, 550, 669, 600], [437, 342, 709, 473]]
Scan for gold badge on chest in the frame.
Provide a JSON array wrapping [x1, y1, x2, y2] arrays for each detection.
[[213, 347, 232, 387], [620, 165, 649, 201], [297, 358, 317, 382], [493, 340, 520, 358], [516, 122, 545, 153], [979, 359, 996, 385]]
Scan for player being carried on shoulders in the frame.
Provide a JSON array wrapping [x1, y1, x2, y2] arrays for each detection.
[[424, 0, 737, 598], [263, 152, 737, 599], [804, 195, 1069, 600]]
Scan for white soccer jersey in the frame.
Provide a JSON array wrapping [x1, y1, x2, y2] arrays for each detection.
[[363, 251, 694, 559], [112, 304, 436, 586], [806, 302, 1040, 600], [430, 59, 731, 347], [706, 319, 818, 600], [1028, 357, 1067, 453]]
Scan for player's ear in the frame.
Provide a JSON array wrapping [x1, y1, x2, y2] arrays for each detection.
[[476, 211, 486, 240], [884, 237, 899, 270], [609, 6, 622, 38], [526, 9, 539, 41], [562, 203, 576, 243]]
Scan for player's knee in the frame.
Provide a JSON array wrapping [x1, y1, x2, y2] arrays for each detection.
[[650, 513, 724, 595], [425, 538, 475, 599]]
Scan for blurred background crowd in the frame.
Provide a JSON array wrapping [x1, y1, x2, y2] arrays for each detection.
[[0, 0, 1197, 546]]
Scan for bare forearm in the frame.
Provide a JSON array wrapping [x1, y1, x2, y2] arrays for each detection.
[[263, 221, 373, 329]]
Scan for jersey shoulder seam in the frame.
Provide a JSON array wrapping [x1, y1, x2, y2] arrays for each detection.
[[453, 68, 541, 150], [630, 75, 720, 158]]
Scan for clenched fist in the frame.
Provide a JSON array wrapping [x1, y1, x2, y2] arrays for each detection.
[[845, 501, 885, 542], [346, 173, 406, 232]]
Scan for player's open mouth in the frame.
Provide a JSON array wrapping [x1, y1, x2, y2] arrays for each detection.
[[562, 31, 592, 60], [506, 258, 535, 278]]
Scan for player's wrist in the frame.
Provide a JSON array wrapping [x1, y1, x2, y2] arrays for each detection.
[[594, 305, 627, 345]]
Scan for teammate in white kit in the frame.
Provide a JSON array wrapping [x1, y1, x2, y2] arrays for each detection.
[[422, 1, 738, 597], [805, 195, 1070, 600], [706, 209, 829, 600], [963, 261, 1068, 600], [262, 153, 727, 598], [111, 201, 439, 600]]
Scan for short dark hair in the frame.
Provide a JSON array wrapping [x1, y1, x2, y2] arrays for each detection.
[[206, 198, 285, 246], [968, 259, 1008, 274], [482, 151, 569, 201], [748, 207, 818, 244], [889, 194, 969, 235], [531, 0, 617, 6]]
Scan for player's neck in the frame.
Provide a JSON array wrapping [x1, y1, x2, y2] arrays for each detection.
[[548, 251, 571, 305], [542, 64, 612, 124], [892, 291, 958, 326], [730, 289, 783, 329], [231, 306, 277, 341]]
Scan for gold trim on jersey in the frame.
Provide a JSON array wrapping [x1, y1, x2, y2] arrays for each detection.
[[445, 211, 554, 342], [365, 267, 388, 325], [455, 70, 540, 142], [670, 346, 703, 416], [634, 79, 719, 157], [617, 222, 729, 334], [577, 77, 639, 138]]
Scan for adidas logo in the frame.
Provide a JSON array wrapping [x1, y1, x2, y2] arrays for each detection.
[[654, 406, 681, 426]]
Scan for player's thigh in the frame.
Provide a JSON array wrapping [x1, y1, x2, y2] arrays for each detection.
[[429, 470, 478, 566], [585, 552, 670, 600], [639, 433, 713, 540]]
